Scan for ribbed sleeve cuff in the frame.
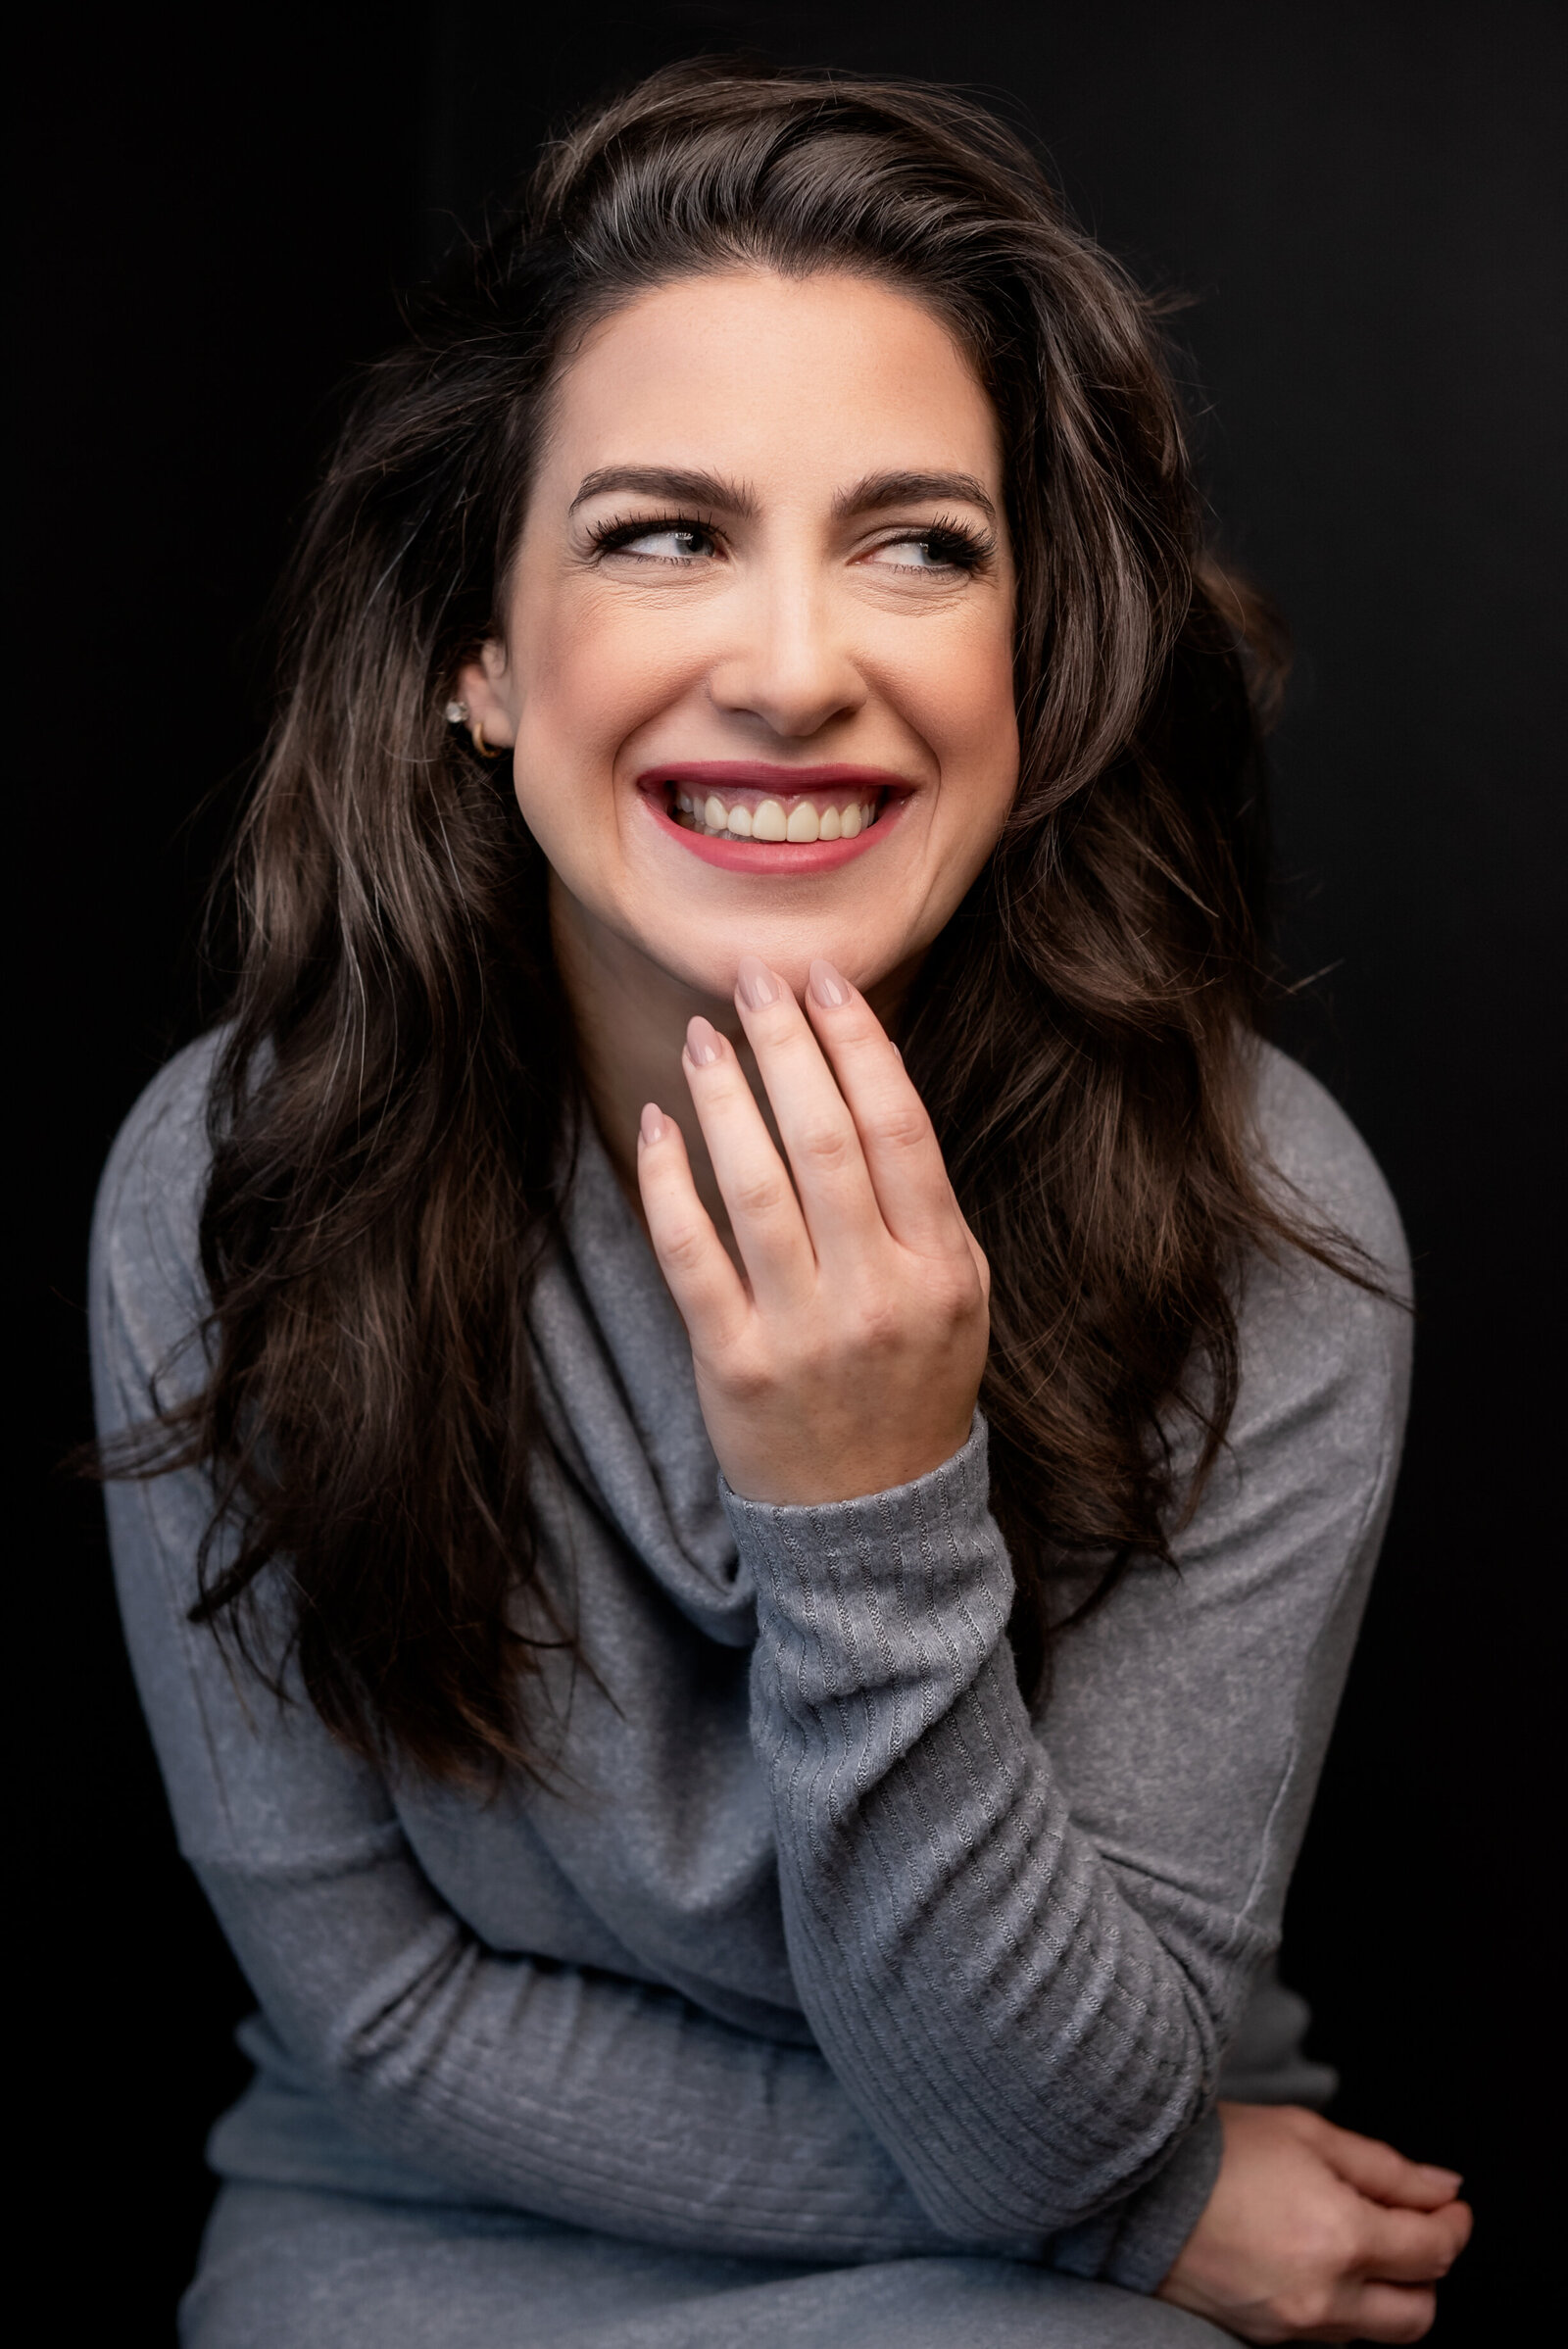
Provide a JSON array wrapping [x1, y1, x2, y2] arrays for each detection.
[[720, 1413, 997, 1604], [1050, 2108, 1224, 2293]]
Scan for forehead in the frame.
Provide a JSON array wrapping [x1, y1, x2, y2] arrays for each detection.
[[541, 268, 1001, 492]]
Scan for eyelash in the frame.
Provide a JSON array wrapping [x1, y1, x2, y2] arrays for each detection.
[[905, 514, 995, 571], [585, 511, 995, 571], [587, 512, 721, 562]]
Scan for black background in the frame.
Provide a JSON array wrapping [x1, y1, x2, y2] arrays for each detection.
[[19, 4, 1562, 2338]]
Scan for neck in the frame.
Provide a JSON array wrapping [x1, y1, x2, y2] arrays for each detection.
[[549, 879, 924, 1249], [550, 882, 744, 1247]]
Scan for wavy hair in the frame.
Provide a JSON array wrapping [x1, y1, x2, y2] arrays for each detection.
[[109, 61, 1362, 1778]]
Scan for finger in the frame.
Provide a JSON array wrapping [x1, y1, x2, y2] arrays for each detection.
[[802, 958, 972, 1259], [1342, 2280, 1439, 2342], [731, 956, 885, 1269], [680, 1017, 815, 1308], [636, 1101, 750, 1344], [1318, 2121, 1465, 2210], [1354, 2199, 1473, 2284]]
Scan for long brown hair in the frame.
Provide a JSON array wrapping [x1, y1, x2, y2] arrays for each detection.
[[109, 62, 1363, 1780]]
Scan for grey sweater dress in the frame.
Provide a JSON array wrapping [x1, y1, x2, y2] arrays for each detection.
[[90, 1032, 1410, 2349]]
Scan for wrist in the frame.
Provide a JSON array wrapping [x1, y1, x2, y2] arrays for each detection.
[[713, 1413, 977, 1506], [720, 1408, 988, 1514]]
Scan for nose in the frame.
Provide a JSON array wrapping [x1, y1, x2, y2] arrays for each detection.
[[706, 571, 866, 740]]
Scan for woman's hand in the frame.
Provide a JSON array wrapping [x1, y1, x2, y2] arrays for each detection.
[[1156, 2103, 1472, 2342], [636, 954, 989, 1505]]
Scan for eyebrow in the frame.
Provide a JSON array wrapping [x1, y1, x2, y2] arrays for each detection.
[[831, 470, 999, 525], [569, 466, 757, 515], [567, 464, 998, 526]]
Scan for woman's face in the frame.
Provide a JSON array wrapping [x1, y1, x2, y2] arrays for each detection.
[[463, 269, 1019, 1006]]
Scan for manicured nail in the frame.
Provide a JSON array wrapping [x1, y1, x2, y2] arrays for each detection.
[[735, 955, 779, 1010], [639, 1102, 665, 1147], [685, 1016, 722, 1067], [808, 956, 850, 1008]]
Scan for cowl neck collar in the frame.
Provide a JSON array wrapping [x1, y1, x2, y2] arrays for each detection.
[[526, 1112, 756, 1647]]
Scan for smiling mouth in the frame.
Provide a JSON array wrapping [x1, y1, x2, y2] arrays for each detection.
[[665, 781, 885, 844]]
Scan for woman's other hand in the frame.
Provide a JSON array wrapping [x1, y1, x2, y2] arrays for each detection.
[[637, 954, 989, 1505], [1156, 2102, 1472, 2342]]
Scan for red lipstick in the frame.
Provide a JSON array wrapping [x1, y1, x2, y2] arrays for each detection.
[[635, 763, 910, 875]]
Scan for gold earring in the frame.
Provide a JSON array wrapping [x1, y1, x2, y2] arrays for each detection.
[[443, 696, 501, 758]]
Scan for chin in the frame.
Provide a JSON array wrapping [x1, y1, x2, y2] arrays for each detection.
[[679, 915, 908, 1006]]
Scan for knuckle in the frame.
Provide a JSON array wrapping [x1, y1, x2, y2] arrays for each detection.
[[1318, 2210, 1366, 2273], [760, 1012, 816, 1068], [660, 1221, 710, 1275], [930, 1261, 982, 1317], [796, 1118, 855, 1173], [1273, 2282, 1340, 2333], [722, 1354, 773, 1405], [1283, 2207, 1361, 2284], [846, 1289, 903, 1351], [1374, 2292, 1437, 2343], [867, 1101, 929, 1154], [732, 1171, 790, 1220]]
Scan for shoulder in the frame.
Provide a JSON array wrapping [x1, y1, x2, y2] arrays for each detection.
[[1249, 1041, 1409, 1301], [89, 1030, 226, 1405], [1216, 1043, 1412, 1515]]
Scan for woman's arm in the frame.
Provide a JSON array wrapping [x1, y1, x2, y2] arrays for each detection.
[[640, 964, 1413, 2290], [89, 1042, 969, 2264]]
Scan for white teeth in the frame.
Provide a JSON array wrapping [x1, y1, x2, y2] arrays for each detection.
[[669, 786, 879, 841]]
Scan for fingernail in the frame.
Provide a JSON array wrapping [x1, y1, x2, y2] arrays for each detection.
[[1421, 2167, 1464, 2192], [685, 1016, 722, 1067], [735, 955, 779, 1010], [808, 956, 850, 1008], [639, 1101, 665, 1147]]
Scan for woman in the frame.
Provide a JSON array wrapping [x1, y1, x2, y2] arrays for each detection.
[[92, 63, 1472, 2347]]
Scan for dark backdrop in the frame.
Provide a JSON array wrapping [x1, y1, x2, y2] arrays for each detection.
[[20, 5, 1562, 2338]]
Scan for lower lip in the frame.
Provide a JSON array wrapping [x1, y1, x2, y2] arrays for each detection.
[[637, 786, 904, 874]]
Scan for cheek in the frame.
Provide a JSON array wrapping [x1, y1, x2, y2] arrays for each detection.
[[514, 588, 694, 760], [508, 594, 703, 888], [900, 614, 1018, 788]]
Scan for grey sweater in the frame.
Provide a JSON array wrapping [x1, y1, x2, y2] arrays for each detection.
[[90, 1034, 1409, 2297]]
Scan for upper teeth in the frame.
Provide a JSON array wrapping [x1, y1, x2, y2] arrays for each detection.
[[670, 790, 878, 843]]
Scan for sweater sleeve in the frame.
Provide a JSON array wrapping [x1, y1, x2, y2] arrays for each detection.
[[88, 1042, 966, 2265], [726, 1052, 1411, 2291]]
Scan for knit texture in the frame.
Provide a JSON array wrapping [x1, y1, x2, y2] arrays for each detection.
[[90, 1034, 1409, 2293]]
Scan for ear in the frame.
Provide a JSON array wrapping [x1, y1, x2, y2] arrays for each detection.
[[455, 639, 517, 749]]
